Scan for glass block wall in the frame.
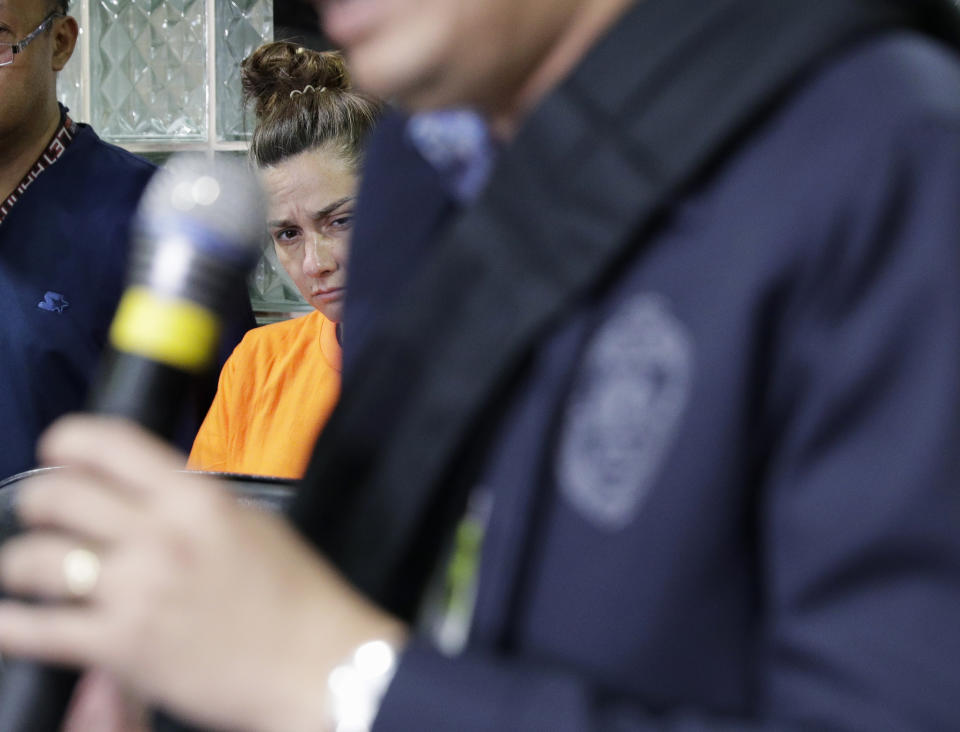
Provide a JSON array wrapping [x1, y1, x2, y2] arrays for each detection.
[[92, 0, 207, 141], [217, 0, 275, 141], [59, 0, 311, 320]]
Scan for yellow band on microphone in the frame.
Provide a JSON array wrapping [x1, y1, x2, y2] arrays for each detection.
[[109, 286, 220, 372]]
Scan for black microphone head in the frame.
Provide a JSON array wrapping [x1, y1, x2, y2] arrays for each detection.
[[93, 154, 267, 431], [105, 154, 266, 379], [130, 153, 267, 306]]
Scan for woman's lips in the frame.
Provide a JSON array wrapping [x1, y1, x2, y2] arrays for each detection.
[[313, 287, 345, 304]]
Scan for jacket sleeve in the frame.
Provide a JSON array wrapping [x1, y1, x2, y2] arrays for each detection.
[[370, 97, 960, 732]]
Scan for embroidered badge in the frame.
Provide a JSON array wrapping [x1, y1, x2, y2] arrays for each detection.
[[38, 291, 69, 313], [556, 293, 693, 531]]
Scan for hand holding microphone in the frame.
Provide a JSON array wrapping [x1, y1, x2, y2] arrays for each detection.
[[0, 153, 265, 732], [0, 155, 408, 732]]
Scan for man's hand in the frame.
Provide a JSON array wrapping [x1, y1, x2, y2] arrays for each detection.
[[0, 415, 408, 732]]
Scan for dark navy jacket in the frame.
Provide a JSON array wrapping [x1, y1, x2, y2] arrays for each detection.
[[0, 124, 254, 480], [300, 2, 960, 730], [0, 123, 155, 480]]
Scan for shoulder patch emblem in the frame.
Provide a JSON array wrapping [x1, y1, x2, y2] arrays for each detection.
[[556, 293, 693, 531]]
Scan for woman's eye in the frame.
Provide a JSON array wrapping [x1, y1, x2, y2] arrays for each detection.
[[274, 228, 299, 243], [329, 214, 353, 230]]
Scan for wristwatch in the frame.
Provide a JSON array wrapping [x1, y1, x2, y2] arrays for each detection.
[[327, 639, 399, 732]]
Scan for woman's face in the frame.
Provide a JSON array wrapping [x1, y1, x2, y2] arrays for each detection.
[[261, 146, 357, 323]]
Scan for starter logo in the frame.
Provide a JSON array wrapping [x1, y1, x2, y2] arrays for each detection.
[[38, 291, 70, 313]]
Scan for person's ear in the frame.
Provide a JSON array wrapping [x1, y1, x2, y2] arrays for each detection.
[[51, 15, 79, 72]]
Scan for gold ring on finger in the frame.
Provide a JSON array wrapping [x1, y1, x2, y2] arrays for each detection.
[[62, 547, 101, 600]]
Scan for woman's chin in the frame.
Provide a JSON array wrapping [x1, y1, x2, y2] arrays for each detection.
[[314, 301, 345, 324]]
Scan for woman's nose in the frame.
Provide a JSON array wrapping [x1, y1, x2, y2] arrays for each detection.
[[303, 234, 336, 276]]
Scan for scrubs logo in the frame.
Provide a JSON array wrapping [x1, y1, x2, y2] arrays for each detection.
[[38, 291, 69, 313], [556, 293, 693, 531]]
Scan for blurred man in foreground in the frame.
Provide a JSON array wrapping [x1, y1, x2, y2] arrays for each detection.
[[2, 0, 960, 730]]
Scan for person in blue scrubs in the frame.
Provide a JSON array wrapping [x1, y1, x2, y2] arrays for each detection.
[[0, 0, 252, 481]]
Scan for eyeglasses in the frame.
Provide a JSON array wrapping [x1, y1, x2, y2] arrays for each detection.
[[0, 12, 65, 68]]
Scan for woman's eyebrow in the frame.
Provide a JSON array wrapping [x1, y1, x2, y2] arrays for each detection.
[[267, 197, 355, 229], [311, 196, 355, 220]]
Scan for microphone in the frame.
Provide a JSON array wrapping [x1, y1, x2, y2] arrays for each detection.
[[0, 154, 266, 732], [90, 154, 266, 433]]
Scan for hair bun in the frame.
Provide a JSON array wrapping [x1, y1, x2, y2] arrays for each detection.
[[241, 42, 350, 120]]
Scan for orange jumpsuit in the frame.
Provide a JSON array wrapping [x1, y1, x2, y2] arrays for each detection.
[[188, 310, 340, 478]]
